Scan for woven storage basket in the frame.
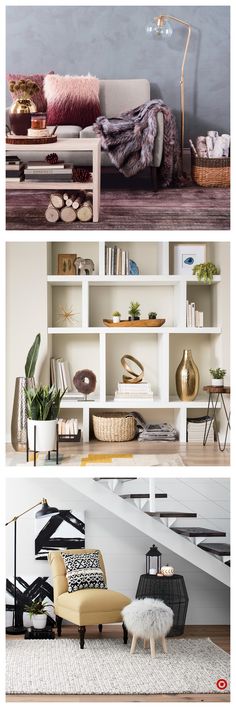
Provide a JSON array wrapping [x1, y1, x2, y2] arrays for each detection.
[[191, 153, 230, 187], [93, 412, 136, 442]]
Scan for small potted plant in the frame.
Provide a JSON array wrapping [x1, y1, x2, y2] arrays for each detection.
[[209, 367, 226, 387], [24, 599, 52, 630], [112, 310, 121, 323], [148, 311, 157, 320], [192, 262, 219, 284], [25, 384, 66, 453], [128, 301, 141, 321]]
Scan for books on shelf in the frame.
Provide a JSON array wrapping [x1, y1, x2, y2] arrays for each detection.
[[50, 357, 72, 392], [105, 246, 129, 275], [187, 417, 214, 443], [186, 300, 204, 327], [58, 418, 80, 435], [24, 163, 73, 182], [115, 381, 154, 400]]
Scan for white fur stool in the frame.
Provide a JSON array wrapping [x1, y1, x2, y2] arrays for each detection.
[[122, 598, 174, 659]]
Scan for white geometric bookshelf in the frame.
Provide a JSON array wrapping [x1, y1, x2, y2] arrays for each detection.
[[46, 241, 224, 443]]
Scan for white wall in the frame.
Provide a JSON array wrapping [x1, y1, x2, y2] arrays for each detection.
[[5, 477, 230, 625]]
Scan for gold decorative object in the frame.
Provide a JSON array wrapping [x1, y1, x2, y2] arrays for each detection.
[[56, 305, 79, 327], [121, 354, 144, 384], [9, 79, 39, 115], [175, 349, 199, 401], [146, 14, 191, 169]]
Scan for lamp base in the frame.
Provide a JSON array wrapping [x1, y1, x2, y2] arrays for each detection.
[[6, 625, 25, 635]]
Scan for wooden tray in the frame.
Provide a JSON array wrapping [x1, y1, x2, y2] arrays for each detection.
[[103, 318, 166, 328], [6, 134, 57, 145]]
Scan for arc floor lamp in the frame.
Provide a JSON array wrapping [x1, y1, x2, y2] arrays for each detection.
[[5, 498, 58, 634], [146, 14, 192, 168]]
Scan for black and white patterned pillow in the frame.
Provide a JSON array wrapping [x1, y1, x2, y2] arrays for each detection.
[[67, 568, 107, 593], [62, 551, 100, 572]]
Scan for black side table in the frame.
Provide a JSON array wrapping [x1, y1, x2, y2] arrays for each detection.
[[136, 574, 188, 636]]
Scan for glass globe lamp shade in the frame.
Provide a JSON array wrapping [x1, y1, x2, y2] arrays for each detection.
[[146, 19, 173, 39]]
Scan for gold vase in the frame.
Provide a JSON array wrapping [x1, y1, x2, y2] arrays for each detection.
[[10, 97, 37, 114], [175, 349, 199, 402]]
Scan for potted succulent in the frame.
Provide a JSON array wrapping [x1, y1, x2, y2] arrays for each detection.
[[209, 367, 226, 387], [11, 333, 41, 451], [25, 384, 65, 452], [192, 262, 219, 284], [112, 310, 121, 323], [128, 301, 141, 321], [148, 311, 157, 320], [24, 599, 52, 630]]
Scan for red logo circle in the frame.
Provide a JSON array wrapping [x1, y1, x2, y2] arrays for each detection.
[[216, 679, 228, 691]]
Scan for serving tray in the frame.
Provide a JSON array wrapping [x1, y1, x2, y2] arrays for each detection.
[[103, 318, 166, 328], [6, 134, 57, 145]]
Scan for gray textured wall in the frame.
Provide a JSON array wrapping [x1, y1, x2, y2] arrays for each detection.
[[6, 5, 230, 143]]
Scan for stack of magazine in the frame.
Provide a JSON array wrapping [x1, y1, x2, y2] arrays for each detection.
[[24, 161, 73, 183], [127, 412, 178, 441]]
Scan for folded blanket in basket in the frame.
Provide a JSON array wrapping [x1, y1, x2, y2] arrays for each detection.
[[94, 99, 181, 186]]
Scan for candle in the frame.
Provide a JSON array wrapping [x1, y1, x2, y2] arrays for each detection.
[[31, 113, 47, 130]]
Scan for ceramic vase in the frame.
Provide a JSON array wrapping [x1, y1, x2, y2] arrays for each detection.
[[175, 349, 199, 402], [23, 612, 32, 628], [32, 614, 47, 630], [11, 377, 35, 451]]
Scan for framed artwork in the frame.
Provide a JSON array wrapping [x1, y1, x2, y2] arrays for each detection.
[[6, 576, 55, 626], [58, 254, 76, 275], [174, 244, 206, 274], [35, 509, 85, 560]]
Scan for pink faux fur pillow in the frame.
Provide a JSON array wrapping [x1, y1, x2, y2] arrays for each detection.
[[44, 74, 101, 128]]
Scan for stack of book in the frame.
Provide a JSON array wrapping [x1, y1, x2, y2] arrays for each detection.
[[6, 155, 24, 182], [186, 300, 204, 327], [24, 162, 73, 183], [50, 357, 72, 392], [105, 246, 129, 275], [187, 416, 214, 443], [115, 382, 154, 400], [58, 418, 80, 436], [138, 423, 178, 441]]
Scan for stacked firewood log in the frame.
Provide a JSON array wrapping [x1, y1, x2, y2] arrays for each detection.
[[45, 191, 93, 223]]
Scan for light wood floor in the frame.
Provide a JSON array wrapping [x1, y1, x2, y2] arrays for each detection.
[[6, 625, 230, 702], [6, 441, 230, 466]]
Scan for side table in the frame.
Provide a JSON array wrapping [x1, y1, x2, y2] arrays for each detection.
[[203, 386, 230, 452], [136, 574, 188, 636]]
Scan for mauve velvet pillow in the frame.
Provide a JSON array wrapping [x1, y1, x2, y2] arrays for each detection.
[[44, 73, 101, 128], [7, 72, 54, 112]]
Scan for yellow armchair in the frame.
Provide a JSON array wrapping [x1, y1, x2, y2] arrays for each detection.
[[48, 548, 131, 648]]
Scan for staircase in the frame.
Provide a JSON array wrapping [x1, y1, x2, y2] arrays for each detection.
[[64, 478, 230, 585]]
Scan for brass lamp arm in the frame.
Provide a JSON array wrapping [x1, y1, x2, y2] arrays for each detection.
[[5, 498, 48, 526], [154, 15, 192, 80]]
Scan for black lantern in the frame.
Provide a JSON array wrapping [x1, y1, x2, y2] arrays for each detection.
[[146, 544, 162, 575]]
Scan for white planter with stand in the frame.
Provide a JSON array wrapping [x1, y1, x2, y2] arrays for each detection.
[[32, 614, 47, 630], [27, 419, 57, 452], [211, 378, 224, 387]]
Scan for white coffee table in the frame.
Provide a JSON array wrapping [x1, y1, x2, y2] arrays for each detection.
[[6, 137, 101, 223]]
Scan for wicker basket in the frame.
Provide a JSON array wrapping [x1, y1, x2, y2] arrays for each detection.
[[191, 153, 230, 188], [93, 412, 136, 442]]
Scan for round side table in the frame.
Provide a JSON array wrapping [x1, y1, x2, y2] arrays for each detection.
[[136, 574, 188, 636], [203, 386, 231, 451]]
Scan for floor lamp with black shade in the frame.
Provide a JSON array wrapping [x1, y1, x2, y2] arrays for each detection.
[[5, 498, 58, 634]]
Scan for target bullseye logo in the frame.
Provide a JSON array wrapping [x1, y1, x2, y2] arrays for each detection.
[[216, 679, 228, 690]]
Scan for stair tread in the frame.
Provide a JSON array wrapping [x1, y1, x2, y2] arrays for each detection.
[[120, 493, 168, 499], [198, 542, 230, 555], [173, 527, 226, 537], [146, 511, 197, 518]]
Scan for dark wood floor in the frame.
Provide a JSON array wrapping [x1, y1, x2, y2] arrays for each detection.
[[6, 625, 230, 702], [6, 172, 230, 230]]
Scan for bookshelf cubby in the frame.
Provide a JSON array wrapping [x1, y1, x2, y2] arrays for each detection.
[[46, 240, 225, 443]]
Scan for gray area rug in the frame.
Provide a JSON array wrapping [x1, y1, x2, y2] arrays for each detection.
[[6, 638, 230, 695]]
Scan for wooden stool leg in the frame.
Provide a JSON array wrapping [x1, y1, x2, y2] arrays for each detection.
[[150, 637, 156, 658], [130, 635, 138, 655], [143, 638, 148, 649], [161, 636, 167, 654]]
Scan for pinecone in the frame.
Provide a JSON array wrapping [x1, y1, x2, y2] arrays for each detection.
[[73, 167, 92, 183], [46, 153, 59, 164]]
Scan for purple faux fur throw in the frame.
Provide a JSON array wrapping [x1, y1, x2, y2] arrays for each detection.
[[94, 99, 181, 186]]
